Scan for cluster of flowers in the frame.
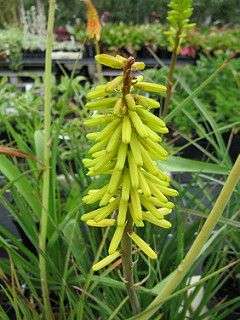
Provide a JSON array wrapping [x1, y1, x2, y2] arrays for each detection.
[[82, 54, 178, 271]]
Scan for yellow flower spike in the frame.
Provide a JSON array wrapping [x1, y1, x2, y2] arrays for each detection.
[[87, 219, 116, 227], [129, 232, 157, 259], [122, 116, 132, 144], [108, 226, 125, 254], [133, 81, 167, 96], [82, 54, 178, 266], [92, 251, 121, 272]]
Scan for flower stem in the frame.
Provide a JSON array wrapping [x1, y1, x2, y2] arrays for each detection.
[[131, 155, 240, 320], [121, 217, 141, 314], [39, 1, 56, 319], [120, 57, 141, 314], [162, 30, 181, 117]]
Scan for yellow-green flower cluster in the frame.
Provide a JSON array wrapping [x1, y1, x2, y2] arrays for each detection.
[[165, 0, 195, 51], [81, 54, 178, 271]]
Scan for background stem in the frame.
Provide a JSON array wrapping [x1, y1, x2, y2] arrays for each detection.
[[121, 218, 141, 314], [39, 1, 56, 319], [131, 155, 240, 320], [162, 30, 181, 117]]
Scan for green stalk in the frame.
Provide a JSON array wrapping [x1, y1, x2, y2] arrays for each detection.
[[120, 57, 141, 314], [130, 155, 240, 320], [95, 40, 103, 83], [121, 217, 141, 314], [162, 30, 181, 117], [39, 1, 56, 319]]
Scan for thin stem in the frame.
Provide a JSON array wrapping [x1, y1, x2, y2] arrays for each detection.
[[131, 155, 240, 320], [95, 40, 103, 83], [121, 57, 141, 314], [121, 218, 141, 314], [162, 30, 181, 117], [39, 1, 56, 319]]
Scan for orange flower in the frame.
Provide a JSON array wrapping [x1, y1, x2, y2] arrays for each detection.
[[84, 0, 101, 41]]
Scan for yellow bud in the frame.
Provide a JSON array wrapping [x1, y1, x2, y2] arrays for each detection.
[[157, 185, 179, 197], [139, 171, 151, 197], [140, 196, 164, 219], [106, 75, 123, 93], [132, 61, 145, 71], [134, 94, 160, 109], [116, 143, 128, 170], [125, 94, 136, 110], [130, 133, 143, 166], [142, 170, 170, 185], [136, 107, 166, 129], [82, 185, 108, 204], [128, 151, 139, 189], [140, 144, 160, 176], [117, 199, 128, 226], [122, 116, 132, 144], [130, 191, 142, 220], [88, 139, 107, 154], [116, 55, 127, 64], [87, 219, 116, 227], [94, 199, 119, 222], [107, 168, 122, 195], [108, 226, 125, 254], [92, 251, 120, 271], [144, 125, 162, 142], [121, 169, 130, 201], [129, 203, 144, 227], [134, 81, 167, 96], [143, 213, 172, 228], [99, 192, 113, 206], [129, 111, 148, 138], [129, 232, 157, 259], [95, 54, 124, 69], [84, 114, 113, 128], [86, 97, 118, 110], [144, 138, 168, 158], [87, 86, 107, 100], [95, 118, 121, 142], [148, 183, 168, 203], [106, 123, 122, 152]]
